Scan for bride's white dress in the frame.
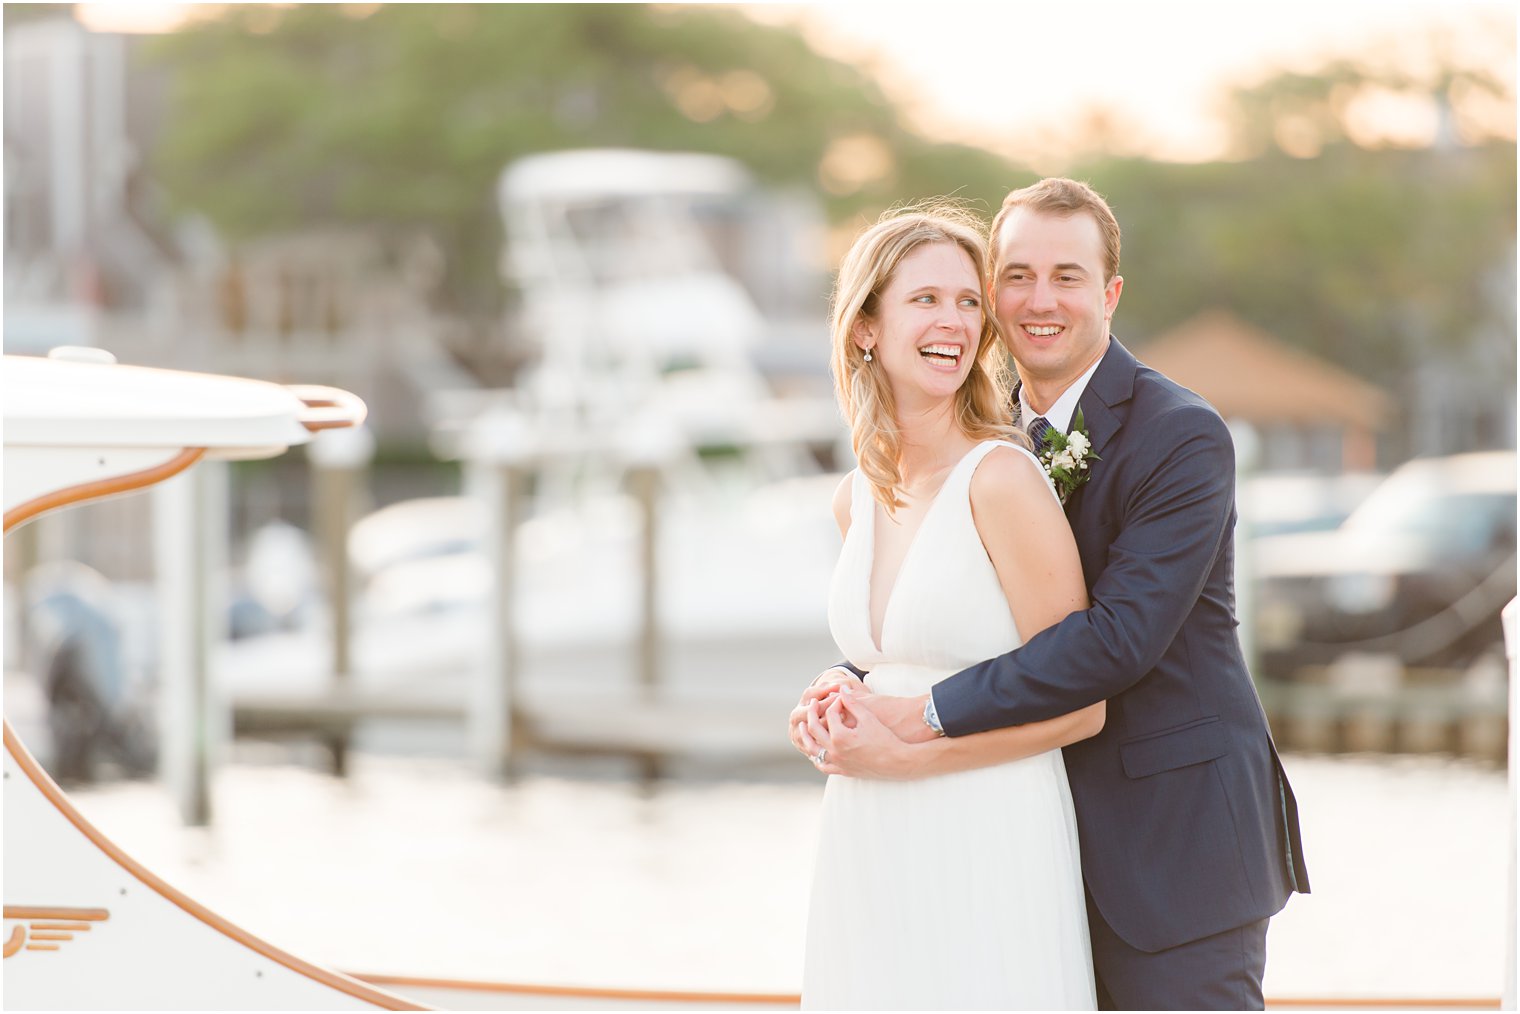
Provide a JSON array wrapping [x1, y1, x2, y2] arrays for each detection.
[[801, 440, 1096, 1011]]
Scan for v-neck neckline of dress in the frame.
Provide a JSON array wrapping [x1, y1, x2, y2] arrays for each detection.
[[865, 440, 991, 654]]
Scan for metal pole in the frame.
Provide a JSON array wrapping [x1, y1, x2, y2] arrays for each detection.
[[315, 464, 352, 775], [1229, 420, 1261, 681], [1502, 596, 1516, 1010], [474, 460, 526, 779], [6, 520, 40, 670], [631, 464, 661, 702], [48, 22, 85, 256], [616, 414, 680, 784], [153, 462, 226, 826], [629, 463, 661, 783], [460, 408, 537, 780], [307, 426, 374, 777]]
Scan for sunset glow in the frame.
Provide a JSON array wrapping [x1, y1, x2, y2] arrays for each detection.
[[62, 2, 1517, 166], [748, 0, 1516, 165]]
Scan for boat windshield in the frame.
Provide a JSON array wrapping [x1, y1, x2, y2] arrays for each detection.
[[559, 197, 729, 284]]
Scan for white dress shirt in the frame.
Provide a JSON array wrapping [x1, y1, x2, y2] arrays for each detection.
[[1018, 354, 1104, 436]]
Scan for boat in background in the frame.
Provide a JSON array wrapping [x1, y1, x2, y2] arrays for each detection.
[[218, 149, 849, 766]]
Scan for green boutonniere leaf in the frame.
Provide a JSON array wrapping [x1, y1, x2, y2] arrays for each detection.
[[1036, 410, 1099, 505]]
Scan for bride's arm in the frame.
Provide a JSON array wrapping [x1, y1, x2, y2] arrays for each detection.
[[809, 447, 1102, 779]]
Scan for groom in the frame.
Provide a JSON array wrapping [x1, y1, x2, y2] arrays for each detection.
[[794, 178, 1309, 1009]]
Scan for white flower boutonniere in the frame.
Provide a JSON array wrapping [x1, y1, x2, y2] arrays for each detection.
[[1035, 408, 1100, 505]]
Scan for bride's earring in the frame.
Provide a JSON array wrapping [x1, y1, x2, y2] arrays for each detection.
[[864, 348, 873, 362]]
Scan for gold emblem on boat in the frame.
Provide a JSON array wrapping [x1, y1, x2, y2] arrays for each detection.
[[2, 907, 110, 957]]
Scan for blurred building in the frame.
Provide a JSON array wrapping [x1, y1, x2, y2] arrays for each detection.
[[3, 15, 179, 347], [2, 13, 467, 442], [2, 15, 830, 448], [1134, 309, 1394, 472], [2, 14, 835, 586]]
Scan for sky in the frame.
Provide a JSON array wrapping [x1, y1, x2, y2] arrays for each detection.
[[746, 0, 1516, 166], [73, 1, 1517, 167]]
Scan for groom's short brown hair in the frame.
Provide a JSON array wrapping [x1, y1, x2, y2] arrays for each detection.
[[989, 178, 1121, 282]]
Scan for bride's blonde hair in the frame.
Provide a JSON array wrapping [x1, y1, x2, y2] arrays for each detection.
[[830, 202, 1020, 513]]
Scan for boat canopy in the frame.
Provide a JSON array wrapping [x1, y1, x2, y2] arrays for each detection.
[[497, 147, 751, 205], [5, 352, 325, 453]]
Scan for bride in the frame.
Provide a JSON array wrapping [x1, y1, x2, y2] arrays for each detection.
[[792, 204, 1101, 1010]]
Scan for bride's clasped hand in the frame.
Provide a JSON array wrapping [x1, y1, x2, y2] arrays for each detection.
[[795, 681, 915, 781]]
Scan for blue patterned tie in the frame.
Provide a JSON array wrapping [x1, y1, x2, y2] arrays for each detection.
[[1027, 415, 1053, 451]]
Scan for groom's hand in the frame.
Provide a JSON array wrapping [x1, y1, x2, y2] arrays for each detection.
[[853, 692, 937, 743]]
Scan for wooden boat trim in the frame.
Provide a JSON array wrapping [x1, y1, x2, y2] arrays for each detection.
[[351, 970, 800, 1005], [351, 971, 1503, 1010], [3, 447, 205, 534], [288, 384, 369, 432], [3, 907, 109, 921], [1265, 1000, 1499, 1009], [2, 719, 429, 1011]]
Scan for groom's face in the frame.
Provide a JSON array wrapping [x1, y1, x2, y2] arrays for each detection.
[[992, 208, 1123, 393]]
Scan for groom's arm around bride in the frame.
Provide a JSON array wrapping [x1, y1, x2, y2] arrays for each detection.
[[837, 178, 1309, 1010]]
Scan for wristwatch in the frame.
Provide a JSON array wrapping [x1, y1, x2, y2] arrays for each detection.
[[922, 695, 947, 737]]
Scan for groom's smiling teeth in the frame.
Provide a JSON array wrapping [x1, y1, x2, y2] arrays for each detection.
[[1024, 325, 1064, 337], [919, 344, 962, 365]]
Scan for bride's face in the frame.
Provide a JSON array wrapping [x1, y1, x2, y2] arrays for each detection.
[[853, 241, 983, 408]]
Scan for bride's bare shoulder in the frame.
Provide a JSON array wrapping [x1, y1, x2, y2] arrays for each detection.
[[969, 444, 1053, 513]]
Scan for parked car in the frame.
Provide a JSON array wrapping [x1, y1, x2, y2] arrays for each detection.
[[1252, 450, 1516, 681], [1240, 471, 1382, 538]]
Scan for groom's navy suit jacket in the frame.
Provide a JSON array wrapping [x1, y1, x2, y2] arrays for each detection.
[[935, 338, 1310, 954]]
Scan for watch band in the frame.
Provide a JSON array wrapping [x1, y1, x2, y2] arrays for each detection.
[[923, 695, 946, 737]]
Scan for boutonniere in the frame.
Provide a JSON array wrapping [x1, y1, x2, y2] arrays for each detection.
[[1036, 408, 1100, 505]]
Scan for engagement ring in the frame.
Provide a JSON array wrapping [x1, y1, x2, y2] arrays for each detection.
[[814, 749, 827, 765]]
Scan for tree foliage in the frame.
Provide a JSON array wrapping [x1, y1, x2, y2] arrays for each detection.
[[141, 3, 1514, 397], [1073, 141, 1516, 389], [143, 3, 1013, 311]]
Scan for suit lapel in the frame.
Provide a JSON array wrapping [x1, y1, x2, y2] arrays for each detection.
[[1074, 338, 1135, 458], [1064, 338, 1137, 519]]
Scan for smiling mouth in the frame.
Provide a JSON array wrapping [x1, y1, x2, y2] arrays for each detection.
[[1023, 324, 1064, 338], [919, 343, 962, 366]]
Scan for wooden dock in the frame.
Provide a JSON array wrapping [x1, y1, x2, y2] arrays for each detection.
[[232, 687, 791, 761]]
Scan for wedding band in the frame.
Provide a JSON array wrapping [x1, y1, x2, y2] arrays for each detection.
[[814, 749, 827, 765]]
